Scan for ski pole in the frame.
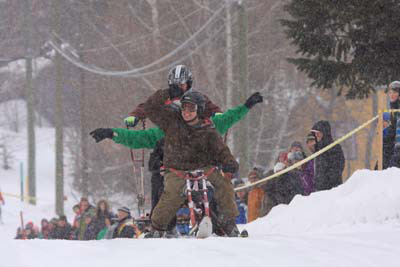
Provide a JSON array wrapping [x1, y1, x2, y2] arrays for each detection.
[[126, 125, 139, 215]]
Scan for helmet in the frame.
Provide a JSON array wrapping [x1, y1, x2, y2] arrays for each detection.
[[180, 90, 205, 116], [168, 65, 193, 89], [389, 81, 400, 93]]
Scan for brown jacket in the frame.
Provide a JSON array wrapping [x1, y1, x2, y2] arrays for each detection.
[[129, 88, 221, 119], [143, 89, 238, 171]]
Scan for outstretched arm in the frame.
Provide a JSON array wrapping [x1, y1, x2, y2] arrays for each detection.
[[211, 105, 249, 135], [211, 92, 263, 135], [112, 127, 165, 149]]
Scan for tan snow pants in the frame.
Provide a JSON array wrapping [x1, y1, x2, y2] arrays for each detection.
[[151, 166, 239, 231]]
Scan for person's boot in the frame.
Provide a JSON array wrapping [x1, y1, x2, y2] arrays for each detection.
[[222, 219, 240, 237], [144, 226, 165, 238]]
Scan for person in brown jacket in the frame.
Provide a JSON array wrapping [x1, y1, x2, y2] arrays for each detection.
[[124, 64, 221, 127], [143, 89, 240, 237]]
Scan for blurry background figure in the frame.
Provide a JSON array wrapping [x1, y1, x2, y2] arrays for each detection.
[[38, 219, 51, 239], [234, 182, 247, 225], [273, 152, 288, 173], [24, 221, 38, 239], [246, 168, 265, 223], [51, 215, 72, 240], [306, 132, 317, 154], [0, 188, 4, 224], [93, 199, 114, 238], [175, 204, 190, 235], [112, 207, 139, 239], [83, 215, 97, 240]]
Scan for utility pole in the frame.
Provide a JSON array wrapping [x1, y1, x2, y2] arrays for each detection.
[[53, 0, 64, 215], [225, 1, 235, 150], [78, 5, 89, 197], [235, 1, 249, 177], [24, 0, 36, 205]]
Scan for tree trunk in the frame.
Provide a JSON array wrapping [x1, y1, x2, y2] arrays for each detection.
[[53, 0, 64, 216], [235, 2, 249, 178], [24, 0, 36, 205]]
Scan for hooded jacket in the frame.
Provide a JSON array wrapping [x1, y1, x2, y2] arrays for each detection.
[[312, 120, 345, 191]]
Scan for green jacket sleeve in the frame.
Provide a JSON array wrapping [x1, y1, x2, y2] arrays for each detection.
[[111, 127, 165, 149], [211, 104, 249, 135]]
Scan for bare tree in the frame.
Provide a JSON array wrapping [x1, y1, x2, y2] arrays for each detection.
[[0, 135, 13, 170]]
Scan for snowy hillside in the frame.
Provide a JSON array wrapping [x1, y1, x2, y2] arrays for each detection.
[[1, 168, 400, 266]]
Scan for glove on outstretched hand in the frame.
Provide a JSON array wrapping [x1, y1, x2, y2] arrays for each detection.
[[244, 92, 263, 109], [90, 128, 114, 143], [221, 163, 238, 175], [168, 84, 184, 99], [124, 116, 139, 127]]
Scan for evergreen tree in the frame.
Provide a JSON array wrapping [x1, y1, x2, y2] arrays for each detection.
[[281, 0, 400, 99]]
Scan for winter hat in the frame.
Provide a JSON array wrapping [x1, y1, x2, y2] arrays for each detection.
[[288, 151, 304, 162], [306, 132, 316, 142], [59, 215, 67, 222], [118, 206, 131, 215], [383, 112, 390, 121], [290, 141, 303, 150], [389, 81, 400, 93]]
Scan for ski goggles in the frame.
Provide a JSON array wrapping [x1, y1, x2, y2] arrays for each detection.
[[181, 102, 197, 112]]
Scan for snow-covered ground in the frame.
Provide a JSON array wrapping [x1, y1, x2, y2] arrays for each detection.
[[1, 102, 400, 266]]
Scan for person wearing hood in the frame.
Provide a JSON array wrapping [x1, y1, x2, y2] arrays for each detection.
[[311, 120, 345, 191]]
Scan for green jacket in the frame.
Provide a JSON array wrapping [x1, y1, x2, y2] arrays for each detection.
[[112, 104, 249, 149]]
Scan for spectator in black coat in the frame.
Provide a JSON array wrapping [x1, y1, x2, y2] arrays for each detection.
[[311, 120, 345, 191], [51, 215, 73, 240], [112, 207, 138, 239]]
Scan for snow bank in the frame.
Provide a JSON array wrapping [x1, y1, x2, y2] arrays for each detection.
[[247, 168, 400, 235]]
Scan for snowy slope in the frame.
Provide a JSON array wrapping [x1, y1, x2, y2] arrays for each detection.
[[1, 102, 400, 266], [1, 168, 400, 267]]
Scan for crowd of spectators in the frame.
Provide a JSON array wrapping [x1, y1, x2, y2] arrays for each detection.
[[234, 120, 346, 223], [14, 198, 151, 240]]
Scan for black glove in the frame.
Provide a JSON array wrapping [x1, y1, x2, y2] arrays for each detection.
[[244, 92, 263, 109], [221, 163, 238, 174], [89, 128, 114, 143], [168, 84, 184, 99]]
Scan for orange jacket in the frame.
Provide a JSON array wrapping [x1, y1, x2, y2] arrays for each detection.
[[247, 188, 264, 222]]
